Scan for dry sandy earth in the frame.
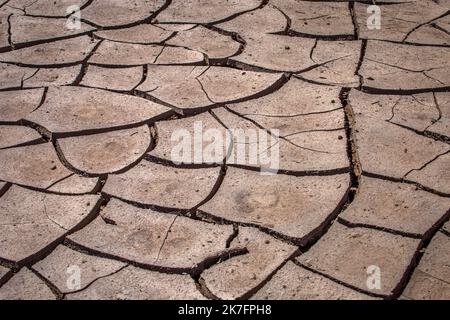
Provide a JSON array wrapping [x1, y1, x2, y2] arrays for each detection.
[[0, 0, 449, 300]]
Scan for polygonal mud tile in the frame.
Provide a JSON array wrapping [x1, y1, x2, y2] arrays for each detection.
[[90, 41, 203, 66], [47, 174, 99, 194], [349, 90, 439, 132], [197, 67, 284, 104], [157, 0, 261, 24], [213, 108, 348, 172], [198, 167, 350, 244], [403, 233, 450, 299], [417, 233, 450, 281], [0, 185, 100, 265], [0, 143, 73, 189], [95, 24, 173, 44], [9, 15, 94, 45], [66, 266, 205, 300], [0, 88, 44, 122], [351, 110, 449, 179], [0, 63, 37, 89], [297, 222, 421, 297], [89, 41, 163, 65], [33, 245, 126, 294], [235, 35, 360, 77], [402, 269, 450, 300], [68, 198, 234, 271], [435, 14, 450, 31], [355, 1, 448, 43], [210, 108, 281, 169], [200, 227, 296, 300], [232, 34, 316, 72], [360, 41, 450, 92], [406, 24, 450, 46], [22, 0, 89, 17], [428, 92, 450, 137], [252, 261, 375, 300], [300, 41, 362, 87], [406, 151, 450, 194], [227, 78, 344, 135], [216, 5, 286, 35], [0, 36, 99, 66], [57, 125, 152, 175], [0, 125, 41, 149], [81, 0, 165, 27], [224, 98, 345, 142], [340, 176, 450, 236], [22, 66, 81, 87], [0, 268, 56, 300], [150, 112, 230, 164], [272, 0, 354, 37], [154, 45, 205, 65], [81, 65, 143, 91], [104, 160, 220, 209], [25, 86, 171, 135], [283, 130, 349, 170], [137, 66, 283, 112], [166, 26, 240, 59], [137, 65, 212, 110], [154, 24, 197, 32]]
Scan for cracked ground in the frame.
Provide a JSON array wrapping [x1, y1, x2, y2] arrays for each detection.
[[0, 0, 449, 301]]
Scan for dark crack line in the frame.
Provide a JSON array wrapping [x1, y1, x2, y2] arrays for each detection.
[[387, 97, 402, 122], [293, 260, 388, 299], [3, 195, 104, 269], [131, 65, 148, 91], [402, 9, 450, 43], [144, 154, 222, 169], [225, 225, 239, 249], [0, 0, 11, 9], [441, 229, 450, 237], [356, 39, 367, 90], [222, 104, 338, 155], [387, 119, 450, 145], [337, 217, 422, 239], [424, 92, 443, 131], [155, 216, 178, 264], [361, 84, 450, 95], [349, 1, 360, 40], [44, 173, 75, 191], [4, 179, 102, 197], [309, 39, 318, 63], [0, 182, 12, 198], [0, 30, 96, 54], [29, 267, 64, 300], [404, 149, 450, 179], [393, 207, 450, 299], [0, 137, 46, 151], [6, 13, 13, 48], [63, 238, 248, 278], [196, 179, 349, 250], [237, 249, 300, 300], [61, 264, 129, 298], [237, 106, 344, 118], [52, 126, 156, 178], [208, 0, 269, 26], [362, 171, 450, 198]]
